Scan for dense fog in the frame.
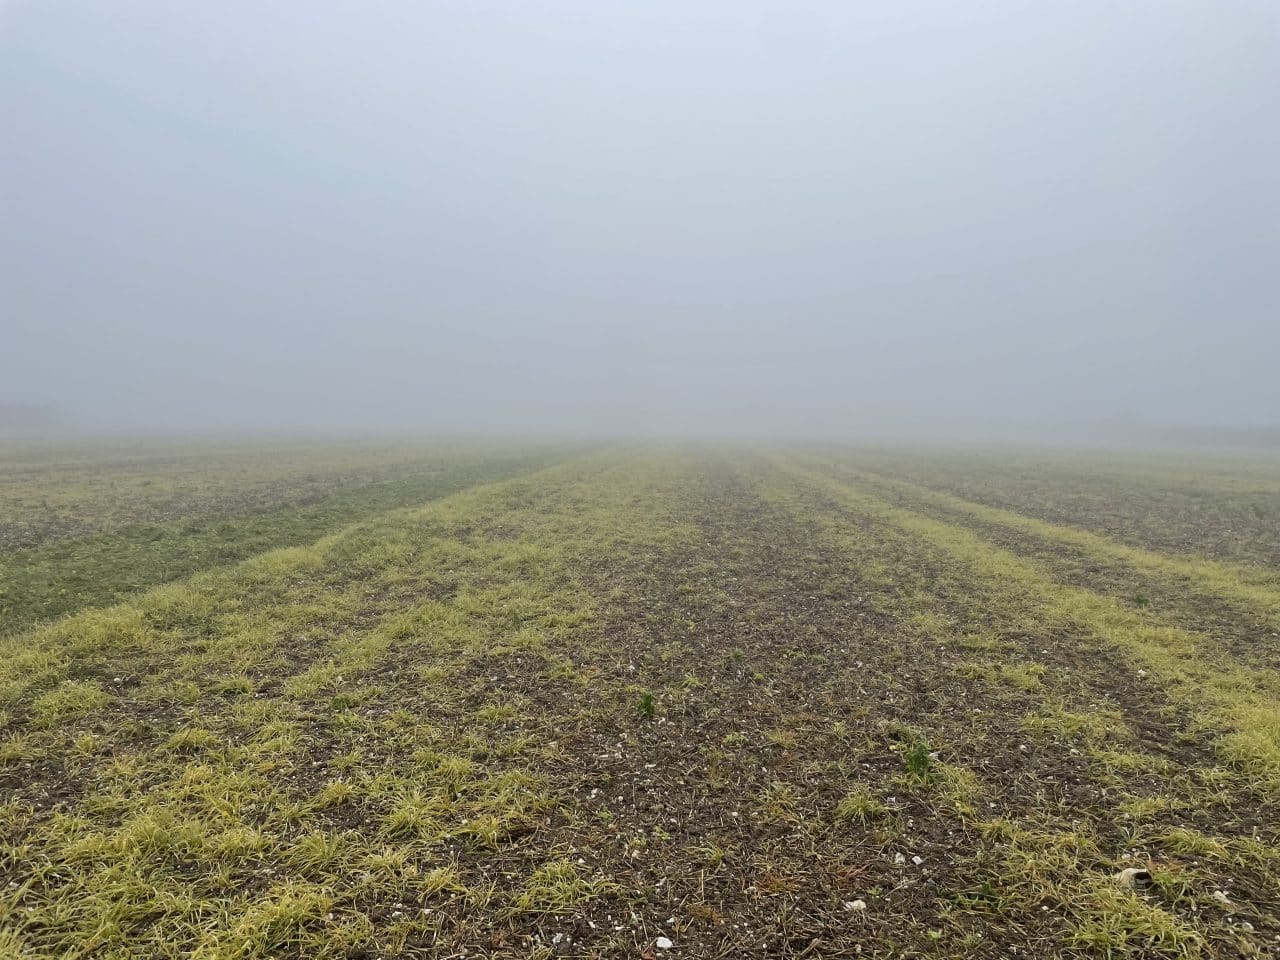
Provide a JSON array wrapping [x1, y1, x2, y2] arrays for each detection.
[[3, 1, 1278, 438]]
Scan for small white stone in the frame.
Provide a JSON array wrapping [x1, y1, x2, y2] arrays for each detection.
[[844, 899, 867, 912], [893, 852, 906, 865], [1114, 867, 1150, 888], [911, 855, 925, 866], [1213, 890, 1231, 905], [655, 936, 674, 950]]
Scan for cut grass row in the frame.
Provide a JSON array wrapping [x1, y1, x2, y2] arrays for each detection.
[[834, 446, 1280, 569], [827, 459, 1280, 629], [0, 440, 493, 549], [777, 460, 1280, 789], [753, 457, 1278, 956], [0, 454, 631, 958], [0, 446, 579, 635]]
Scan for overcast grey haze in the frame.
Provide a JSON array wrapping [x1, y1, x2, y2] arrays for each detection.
[[2, 1, 1278, 438]]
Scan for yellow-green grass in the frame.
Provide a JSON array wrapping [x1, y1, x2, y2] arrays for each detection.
[[822, 445, 1280, 569], [831, 461, 1280, 627], [753, 458, 1274, 956], [0, 455, 622, 956], [779, 460, 1280, 786], [2, 444, 1278, 959], [0, 438, 457, 547], [0, 442, 578, 633]]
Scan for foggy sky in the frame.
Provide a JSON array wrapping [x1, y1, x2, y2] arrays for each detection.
[[3, 1, 1278, 436]]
